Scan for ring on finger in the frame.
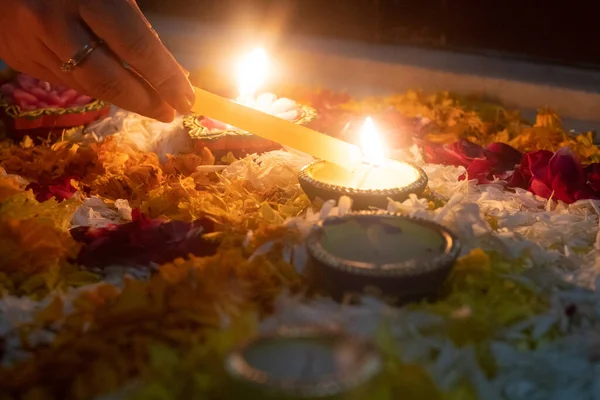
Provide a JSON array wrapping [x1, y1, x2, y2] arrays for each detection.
[[60, 39, 103, 73]]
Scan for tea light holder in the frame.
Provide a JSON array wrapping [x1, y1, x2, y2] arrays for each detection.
[[184, 101, 316, 158], [225, 326, 382, 399], [298, 159, 428, 210], [306, 211, 461, 304], [0, 69, 110, 140], [185, 48, 317, 158]]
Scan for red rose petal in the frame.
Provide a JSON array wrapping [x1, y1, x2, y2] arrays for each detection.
[[26, 177, 77, 203], [465, 158, 493, 184], [585, 163, 600, 193], [484, 142, 522, 172], [424, 139, 485, 167], [525, 150, 553, 180], [530, 178, 553, 199], [444, 140, 485, 166], [549, 148, 586, 185], [70, 211, 219, 268]]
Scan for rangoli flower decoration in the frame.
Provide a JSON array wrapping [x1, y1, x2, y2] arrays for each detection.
[[1, 79, 600, 400]]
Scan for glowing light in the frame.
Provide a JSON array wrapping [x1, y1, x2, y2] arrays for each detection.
[[360, 117, 386, 166], [236, 48, 269, 103]]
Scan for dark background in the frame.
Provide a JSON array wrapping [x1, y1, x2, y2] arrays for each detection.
[[138, 0, 600, 70]]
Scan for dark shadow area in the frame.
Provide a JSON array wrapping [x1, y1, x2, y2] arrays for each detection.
[[138, 0, 600, 70]]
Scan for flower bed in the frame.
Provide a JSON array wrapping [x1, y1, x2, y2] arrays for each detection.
[[1, 85, 600, 399]]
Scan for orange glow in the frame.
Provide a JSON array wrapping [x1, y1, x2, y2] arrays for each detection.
[[236, 48, 268, 103], [359, 117, 386, 166]]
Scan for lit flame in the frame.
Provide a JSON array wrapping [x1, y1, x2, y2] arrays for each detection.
[[236, 48, 268, 101], [360, 117, 386, 166]]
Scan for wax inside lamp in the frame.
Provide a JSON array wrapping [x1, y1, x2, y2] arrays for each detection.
[[320, 218, 446, 265], [306, 160, 420, 190], [304, 117, 420, 189], [242, 336, 368, 381]]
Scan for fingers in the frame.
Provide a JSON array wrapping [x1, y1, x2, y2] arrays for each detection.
[[20, 62, 66, 88], [34, 42, 86, 91], [42, 17, 176, 122], [78, 0, 195, 115]]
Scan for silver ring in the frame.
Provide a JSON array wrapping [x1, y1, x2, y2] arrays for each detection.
[[60, 40, 102, 73]]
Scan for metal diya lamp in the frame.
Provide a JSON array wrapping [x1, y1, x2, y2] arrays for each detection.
[[184, 100, 316, 157], [298, 117, 427, 210], [224, 326, 383, 399], [0, 69, 110, 140], [185, 48, 316, 158], [306, 211, 461, 305]]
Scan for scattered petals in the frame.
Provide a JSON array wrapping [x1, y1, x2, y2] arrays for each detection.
[[1, 84, 600, 399], [26, 176, 78, 203], [70, 210, 219, 268]]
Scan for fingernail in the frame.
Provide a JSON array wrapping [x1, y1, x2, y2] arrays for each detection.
[[175, 83, 195, 115], [182, 66, 190, 77]]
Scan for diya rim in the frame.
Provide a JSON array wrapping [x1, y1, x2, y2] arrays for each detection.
[[224, 325, 383, 398], [297, 159, 429, 198], [306, 211, 462, 277], [0, 97, 109, 119], [184, 103, 317, 140], [0, 67, 110, 119]]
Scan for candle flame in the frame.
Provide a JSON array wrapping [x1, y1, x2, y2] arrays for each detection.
[[236, 48, 268, 101], [360, 117, 386, 166]]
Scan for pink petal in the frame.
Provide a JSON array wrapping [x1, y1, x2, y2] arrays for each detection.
[[17, 99, 33, 108], [13, 88, 38, 104], [60, 89, 79, 105], [72, 95, 92, 106], [0, 83, 17, 96], [48, 91, 67, 107], [29, 87, 50, 100], [37, 80, 51, 91], [16, 74, 38, 91]]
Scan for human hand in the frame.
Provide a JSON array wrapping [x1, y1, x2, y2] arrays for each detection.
[[0, 0, 194, 122]]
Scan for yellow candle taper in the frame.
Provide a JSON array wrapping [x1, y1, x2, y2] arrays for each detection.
[[191, 87, 363, 169]]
